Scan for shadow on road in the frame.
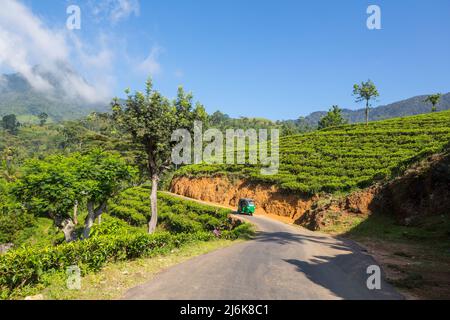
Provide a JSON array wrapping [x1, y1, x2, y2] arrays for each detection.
[[283, 256, 402, 300], [254, 230, 350, 251]]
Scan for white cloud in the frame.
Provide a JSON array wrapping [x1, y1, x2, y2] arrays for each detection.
[[0, 0, 68, 91], [137, 45, 163, 76], [90, 0, 140, 24], [0, 0, 113, 104], [111, 0, 140, 23], [0, 75, 6, 88]]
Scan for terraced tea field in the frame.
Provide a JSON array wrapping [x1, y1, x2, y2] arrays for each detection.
[[175, 111, 450, 194]]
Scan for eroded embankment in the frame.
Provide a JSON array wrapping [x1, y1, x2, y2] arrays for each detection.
[[170, 176, 318, 222]]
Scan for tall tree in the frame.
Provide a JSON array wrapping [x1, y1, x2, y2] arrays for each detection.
[[38, 112, 48, 126], [112, 79, 207, 233], [424, 93, 442, 112], [353, 80, 379, 125], [1, 114, 20, 135], [318, 105, 348, 129]]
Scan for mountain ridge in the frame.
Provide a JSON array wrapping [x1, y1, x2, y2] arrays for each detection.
[[299, 92, 450, 126]]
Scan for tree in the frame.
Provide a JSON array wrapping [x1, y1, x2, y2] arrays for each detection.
[[318, 105, 348, 129], [38, 112, 48, 126], [296, 117, 313, 133], [424, 93, 442, 112], [13, 151, 135, 241], [280, 122, 298, 136], [13, 155, 80, 241], [1, 147, 18, 182], [1, 114, 20, 134], [76, 150, 136, 238], [353, 80, 379, 125], [112, 79, 207, 233], [209, 111, 230, 126]]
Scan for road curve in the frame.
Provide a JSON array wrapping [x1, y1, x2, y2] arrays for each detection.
[[123, 214, 402, 300]]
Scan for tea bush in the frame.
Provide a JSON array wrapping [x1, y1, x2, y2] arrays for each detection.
[[0, 231, 214, 296], [109, 187, 232, 233]]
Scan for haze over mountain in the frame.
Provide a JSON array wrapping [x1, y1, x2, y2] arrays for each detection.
[[0, 66, 448, 126], [0, 64, 110, 122]]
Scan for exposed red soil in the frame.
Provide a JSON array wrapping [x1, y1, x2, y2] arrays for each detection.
[[170, 176, 317, 222]]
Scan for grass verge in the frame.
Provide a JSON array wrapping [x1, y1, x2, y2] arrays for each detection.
[[320, 212, 450, 299], [13, 239, 240, 300]]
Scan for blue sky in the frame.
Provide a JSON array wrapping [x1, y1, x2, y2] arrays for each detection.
[[2, 0, 450, 119]]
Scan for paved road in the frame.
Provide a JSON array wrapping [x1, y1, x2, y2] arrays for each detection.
[[123, 214, 402, 300]]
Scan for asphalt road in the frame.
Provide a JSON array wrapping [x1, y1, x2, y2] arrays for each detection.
[[123, 214, 402, 300]]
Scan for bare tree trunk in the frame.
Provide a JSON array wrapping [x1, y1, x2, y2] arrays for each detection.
[[148, 175, 159, 234], [83, 202, 95, 239], [73, 200, 78, 225], [55, 217, 77, 242], [365, 100, 369, 125], [83, 201, 106, 239]]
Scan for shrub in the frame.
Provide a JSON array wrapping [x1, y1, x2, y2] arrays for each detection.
[[0, 205, 34, 244], [160, 213, 204, 233], [0, 231, 214, 296], [110, 187, 233, 233], [222, 223, 255, 240], [109, 204, 147, 226]]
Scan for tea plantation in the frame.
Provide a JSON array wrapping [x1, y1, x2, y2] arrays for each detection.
[[175, 111, 450, 194]]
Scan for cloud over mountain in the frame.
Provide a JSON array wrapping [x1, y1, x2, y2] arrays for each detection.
[[0, 0, 113, 105]]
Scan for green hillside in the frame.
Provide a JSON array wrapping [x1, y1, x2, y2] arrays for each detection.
[[175, 110, 450, 194]]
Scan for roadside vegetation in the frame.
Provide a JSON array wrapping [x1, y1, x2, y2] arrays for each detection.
[[34, 239, 241, 300], [0, 190, 253, 299]]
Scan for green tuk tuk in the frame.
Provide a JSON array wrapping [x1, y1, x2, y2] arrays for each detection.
[[237, 198, 255, 216]]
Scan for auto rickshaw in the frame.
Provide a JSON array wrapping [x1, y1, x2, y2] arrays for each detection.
[[237, 198, 255, 216]]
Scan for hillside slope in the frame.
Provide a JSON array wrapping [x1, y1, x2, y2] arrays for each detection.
[[176, 110, 450, 195]]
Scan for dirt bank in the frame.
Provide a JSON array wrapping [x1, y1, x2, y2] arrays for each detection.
[[298, 152, 450, 230], [170, 176, 317, 222], [169, 175, 379, 225]]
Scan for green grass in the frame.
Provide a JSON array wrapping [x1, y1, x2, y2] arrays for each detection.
[[176, 111, 450, 195], [320, 213, 450, 254], [347, 214, 449, 242]]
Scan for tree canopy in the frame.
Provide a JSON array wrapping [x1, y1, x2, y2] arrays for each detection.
[[1, 114, 20, 135], [424, 93, 442, 112], [353, 80, 379, 125], [318, 105, 348, 129], [13, 150, 136, 241]]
